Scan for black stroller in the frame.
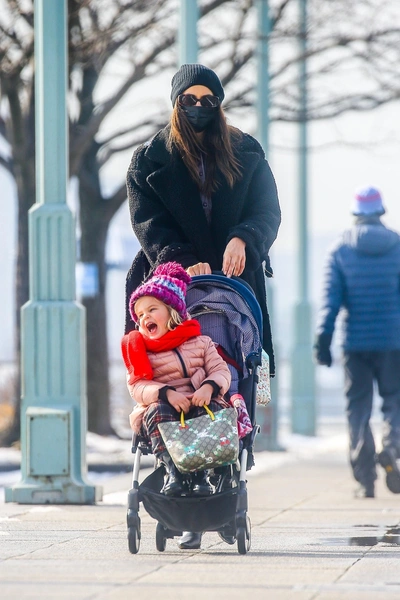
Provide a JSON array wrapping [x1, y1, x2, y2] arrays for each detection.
[[126, 273, 263, 555]]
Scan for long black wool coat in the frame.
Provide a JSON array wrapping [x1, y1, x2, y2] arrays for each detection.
[[125, 125, 281, 374]]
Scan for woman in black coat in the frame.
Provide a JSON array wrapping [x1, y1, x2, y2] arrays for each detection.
[[125, 63, 281, 550], [125, 63, 281, 378]]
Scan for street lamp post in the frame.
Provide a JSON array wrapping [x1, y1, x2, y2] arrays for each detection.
[[6, 0, 100, 504], [255, 0, 283, 451], [179, 0, 198, 65], [290, 0, 316, 436]]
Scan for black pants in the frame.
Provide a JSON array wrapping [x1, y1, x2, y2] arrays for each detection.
[[344, 350, 400, 485]]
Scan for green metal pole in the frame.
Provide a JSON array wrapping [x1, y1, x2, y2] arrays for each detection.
[[290, 0, 316, 436], [179, 0, 198, 66], [256, 0, 269, 155], [6, 0, 101, 504], [255, 0, 283, 452]]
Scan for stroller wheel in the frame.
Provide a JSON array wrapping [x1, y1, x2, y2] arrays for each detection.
[[128, 524, 141, 554], [127, 510, 141, 554], [156, 522, 167, 552], [237, 515, 251, 555]]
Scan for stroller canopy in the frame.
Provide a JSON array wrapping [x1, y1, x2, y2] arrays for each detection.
[[186, 274, 263, 377]]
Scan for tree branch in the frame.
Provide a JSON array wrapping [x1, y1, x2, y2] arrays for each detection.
[[98, 118, 164, 147], [271, 0, 292, 28], [69, 32, 174, 175]]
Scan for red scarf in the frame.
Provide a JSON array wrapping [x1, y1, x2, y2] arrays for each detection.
[[121, 319, 201, 385]]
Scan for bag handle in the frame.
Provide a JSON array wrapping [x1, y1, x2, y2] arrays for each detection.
[[180, 404, 215, 427]]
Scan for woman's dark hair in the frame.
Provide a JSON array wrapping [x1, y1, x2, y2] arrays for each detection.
[[168, 105, 242, 197]]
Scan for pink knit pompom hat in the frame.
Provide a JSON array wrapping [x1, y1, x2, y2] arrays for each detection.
[[129, 262, 192, 323]]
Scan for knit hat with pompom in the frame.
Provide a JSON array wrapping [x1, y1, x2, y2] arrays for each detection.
[[129, 262, 191, 323], [352, 186, 385, 216]]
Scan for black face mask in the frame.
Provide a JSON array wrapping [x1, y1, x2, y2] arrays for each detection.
[[182, 106, 218, 132]]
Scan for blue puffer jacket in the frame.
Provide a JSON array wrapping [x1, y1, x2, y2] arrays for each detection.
[[316, 219, 400, 350]]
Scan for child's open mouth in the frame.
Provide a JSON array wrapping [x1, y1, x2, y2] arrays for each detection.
[[146, 322, 157, 334]]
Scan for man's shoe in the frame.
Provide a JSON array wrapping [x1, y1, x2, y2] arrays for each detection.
[[178, 531, 202, 550], [378, 449, 400, 494], [191, 471, 213, 496], [354, 482, 375, 498]]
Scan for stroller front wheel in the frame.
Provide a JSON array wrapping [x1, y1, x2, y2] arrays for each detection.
[[127, 489, 141, 554], [128, 524, 141, 554], [156, 522, 167, 552], [237, 515, 251, 554]]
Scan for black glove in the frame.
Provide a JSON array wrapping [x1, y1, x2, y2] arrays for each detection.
[[313, 333, 333, 367]]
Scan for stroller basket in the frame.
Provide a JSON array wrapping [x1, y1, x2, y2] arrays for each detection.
[[139, 467, 238, 533]]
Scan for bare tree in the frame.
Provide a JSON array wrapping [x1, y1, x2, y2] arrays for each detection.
[[1, 0, 400, 442]]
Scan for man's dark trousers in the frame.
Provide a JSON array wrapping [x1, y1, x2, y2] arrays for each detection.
[[344, 350, 400, 486]]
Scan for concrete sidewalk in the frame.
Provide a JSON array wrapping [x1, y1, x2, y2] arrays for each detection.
[[1, 424, 400, 599]]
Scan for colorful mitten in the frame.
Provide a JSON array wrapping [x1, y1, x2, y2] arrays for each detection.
[[230, 393, 253, 439]]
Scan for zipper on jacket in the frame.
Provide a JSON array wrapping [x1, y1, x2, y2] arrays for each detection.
[[173, 348, 189, 378]]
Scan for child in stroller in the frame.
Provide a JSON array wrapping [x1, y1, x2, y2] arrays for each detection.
[[122, 262, 236, 498], [123, 263, 262, 554]]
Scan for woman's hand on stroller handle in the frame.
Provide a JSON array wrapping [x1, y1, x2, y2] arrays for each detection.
[[186, 236, 246, 279], [186, 262, 212, 276], [222, 237, 246, 278]]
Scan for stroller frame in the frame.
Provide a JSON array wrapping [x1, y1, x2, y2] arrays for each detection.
[[126, 274, 263, 555]]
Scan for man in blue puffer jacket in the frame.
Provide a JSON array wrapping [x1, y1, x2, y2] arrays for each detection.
[[314, 186, 400, 498]]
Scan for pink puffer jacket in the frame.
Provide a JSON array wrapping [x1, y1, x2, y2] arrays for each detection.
[[127, 335, 231, 433]]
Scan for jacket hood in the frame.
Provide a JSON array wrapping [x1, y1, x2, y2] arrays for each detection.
[[343, 222, 400, 256]]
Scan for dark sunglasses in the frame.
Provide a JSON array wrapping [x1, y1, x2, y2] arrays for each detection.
[[178, 93, 220, 108]]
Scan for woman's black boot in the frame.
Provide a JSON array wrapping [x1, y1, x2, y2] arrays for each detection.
[[159, 452, 185, 496], [191, 470, 213, 496]]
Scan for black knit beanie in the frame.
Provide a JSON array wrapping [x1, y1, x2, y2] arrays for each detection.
[[170, 63, 225, 107]]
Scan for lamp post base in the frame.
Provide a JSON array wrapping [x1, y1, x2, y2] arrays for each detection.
[[5, 478, 102, 505]]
